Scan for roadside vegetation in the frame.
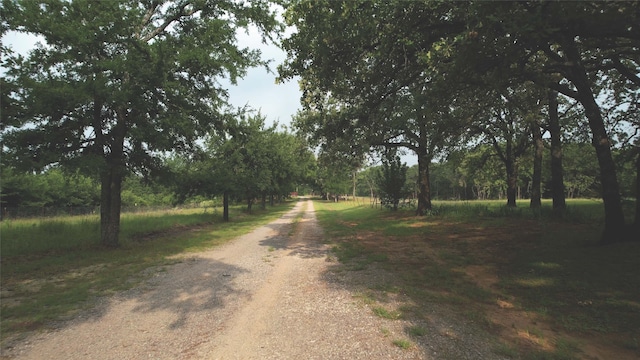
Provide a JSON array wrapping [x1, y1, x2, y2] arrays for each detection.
[[0, 201, 295, 344], [315, 199, 640, 360]]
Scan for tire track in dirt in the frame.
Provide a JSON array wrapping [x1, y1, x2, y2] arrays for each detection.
[[203, 199, 337, 359], [201, 199, 418, 359]]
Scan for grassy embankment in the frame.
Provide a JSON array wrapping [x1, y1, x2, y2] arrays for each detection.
[[0, 201, 296, 343], [315, 198, 639, 360]]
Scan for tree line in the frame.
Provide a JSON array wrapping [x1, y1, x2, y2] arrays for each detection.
[[278, 1, 639, 243], [344, 142, 637, 206], [0, 166, 172, 210]]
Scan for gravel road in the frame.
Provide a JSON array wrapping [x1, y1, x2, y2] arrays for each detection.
[[3, 199, 502, 359]]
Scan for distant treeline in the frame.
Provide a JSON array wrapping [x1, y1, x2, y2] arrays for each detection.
[[3, 140, 636, 219], [353, 143, 637, 201], [0, 166, 176, 210]]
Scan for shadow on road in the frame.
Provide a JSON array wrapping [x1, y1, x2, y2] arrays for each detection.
[[259, 200, 328, 260], [128, 259, 251, 329]]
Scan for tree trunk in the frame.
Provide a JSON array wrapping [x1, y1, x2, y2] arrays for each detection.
[[548, 90, 566, 213], [635, 151, 640, 232], [261, 192, 266, 210], [530, 121, 543, 208], [352, 170, 357, 201], [99, 110, 126, 248], [416, 148, 432, 215], [507, 162, 518, 207], [505, 158, 518, 207], [100, 164, 123, 247], [247, 197, 253, 213], [223, 191, 229, 222], [370, 187, 374, 206], [562, 40, 626, 243], [94, 92, 123, 247]]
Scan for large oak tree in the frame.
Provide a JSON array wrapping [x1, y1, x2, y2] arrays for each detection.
[[2, 0, 281, 246], [454, 1, 640, 241], [280, 1, 465, 215]]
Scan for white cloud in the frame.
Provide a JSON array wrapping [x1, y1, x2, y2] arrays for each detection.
[[225, 26, 301, 129], [1, 32, 43, 55]]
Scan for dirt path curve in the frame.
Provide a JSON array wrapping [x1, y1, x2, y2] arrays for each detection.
[[5, 199, 424, 359]]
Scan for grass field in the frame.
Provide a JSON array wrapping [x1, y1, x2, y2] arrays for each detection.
[[315, 198, 639, 360], [0, 201, 296, 343]]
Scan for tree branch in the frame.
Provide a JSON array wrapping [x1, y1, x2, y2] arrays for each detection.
[[611, 56, 640, 87], [141, 2, 199, 42], [135, 1, 160, 39], [547, 81, 579, 101]]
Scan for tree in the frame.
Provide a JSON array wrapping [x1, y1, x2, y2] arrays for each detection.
[[376, 149, 409, 211], [280, 1, 638, 239], [468, 83, 544, 207], [0, 165, 101, 208], [261, 129, 315, 206], [547, 90, 567, 212], [314, 148, 353, 202], [356, 166, 379, 202], [455, 1, 640, 241], [201, 113, 315, 216], [203, 114, 270, 213], [530, 118, 544, 208], [2, 0, 281, 246], [458, 145, 506, 200], [562, 143, 600, 198], [281, 1, 465, 215]]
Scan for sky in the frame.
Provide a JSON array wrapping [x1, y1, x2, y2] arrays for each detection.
[[222, 27, 302, 129]]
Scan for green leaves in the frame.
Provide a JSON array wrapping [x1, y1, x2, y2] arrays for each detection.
[[195, 113, 314, 207], [3, 0, 282, 173], [376, 149, 409, 211]]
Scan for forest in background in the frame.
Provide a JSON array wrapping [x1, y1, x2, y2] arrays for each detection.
[[3, 139, 637, 216]]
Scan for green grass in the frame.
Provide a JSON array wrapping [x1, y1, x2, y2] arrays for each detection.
[[353, 291, 377, 305], [372, 306, 402, 320], [494, 342, 520, 358], [1, 216, 101, 256], [499, 224, 640, 335], [0, 207, 222, 257], [380, 327, 391, 337], [407, 325, 428, 337], [0, 201, 295, 343], [392, 338, 413, 349], [313, 198, 640, 360]]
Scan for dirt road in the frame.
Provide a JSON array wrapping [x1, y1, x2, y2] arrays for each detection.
[[2, 200, 416, 359]]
